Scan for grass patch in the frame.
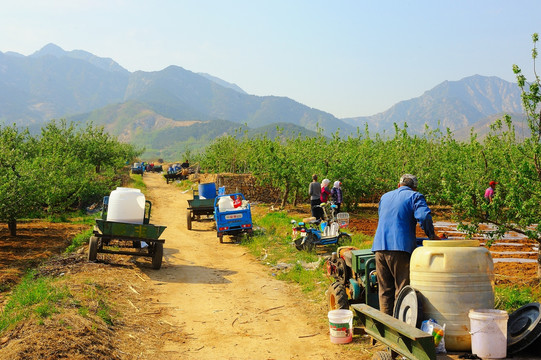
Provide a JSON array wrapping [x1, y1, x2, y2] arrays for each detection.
[[244, 208, 373, 302], [65, 228, 94, 253], [495, 284, 541, 313], [175, 179, 197, 191], [0, 271, 70, 333], [130, 174, 146, 192]]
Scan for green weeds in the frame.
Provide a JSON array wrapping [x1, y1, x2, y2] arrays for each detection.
[[0, 271, 70, 333], [495, 284, 541, 313], [65, 228, 94, 253]]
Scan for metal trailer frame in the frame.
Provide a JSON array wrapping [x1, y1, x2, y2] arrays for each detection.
[[352, 303, 436, 360], [88, 197, 167, 269], [186, 189, 215, 230]]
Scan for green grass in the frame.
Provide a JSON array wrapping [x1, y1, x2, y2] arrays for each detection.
[[65, 228, 94, 253], [0, 271, 70, 333], [495, 284, 541, 313], [130, 174, 146, 192], [242, 209, 373, 301]]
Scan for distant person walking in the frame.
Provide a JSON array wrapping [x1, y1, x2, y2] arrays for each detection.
[[309, 174, 321, 219], [331, 181, 343, 214], [484, 181, 497, 203]]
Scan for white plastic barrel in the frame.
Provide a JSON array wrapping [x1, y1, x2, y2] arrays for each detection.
[[106, 187, 145, 224], [469, 309, 508, 359], [410, 240, 494, 351]]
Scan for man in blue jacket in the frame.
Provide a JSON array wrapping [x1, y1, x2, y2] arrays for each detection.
[[372, 174, 440, 316]]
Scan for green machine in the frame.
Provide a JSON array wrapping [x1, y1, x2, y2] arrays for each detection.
[[327, 247, 379, 310]]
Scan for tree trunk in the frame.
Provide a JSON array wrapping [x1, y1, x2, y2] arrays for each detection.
[[8, 219, 17, 236], [292, 188, 298, 207], [281, 182, 290, 209]]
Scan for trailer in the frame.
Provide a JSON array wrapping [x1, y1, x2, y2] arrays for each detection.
[[186, 189, 215, 230], [88, 196, 166, 269]]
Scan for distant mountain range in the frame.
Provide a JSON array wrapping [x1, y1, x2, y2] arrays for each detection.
[[0, 43, 527, 159]]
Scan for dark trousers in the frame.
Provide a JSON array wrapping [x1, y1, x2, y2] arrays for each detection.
[[375, 251, 411, 316], [310, 199, 321, 219]]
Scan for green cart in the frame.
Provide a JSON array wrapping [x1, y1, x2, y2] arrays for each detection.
[[88, 197, 167, 269], [186, 189, 215, 230]]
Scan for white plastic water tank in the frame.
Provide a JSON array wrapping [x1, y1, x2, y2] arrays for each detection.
[[106, 187, 146, 224]]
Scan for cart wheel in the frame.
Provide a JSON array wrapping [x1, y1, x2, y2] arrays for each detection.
[[152, 243, 163, 270], [337, 233, 352, 246], [187, 210, 192, 230], [328, 281, 349, 310], [372, 351, 393, 360], [219, 234, 224, 243], [303, 233, 316, 252], [88, 236, 98, 261], [294, 237, 304, 251]]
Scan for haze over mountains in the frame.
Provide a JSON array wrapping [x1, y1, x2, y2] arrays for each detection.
[[0, 43, 526, 159]]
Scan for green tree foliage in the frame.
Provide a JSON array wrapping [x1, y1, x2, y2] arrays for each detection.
[[0, 125, 41, 235], [0, 120, 140, 234]]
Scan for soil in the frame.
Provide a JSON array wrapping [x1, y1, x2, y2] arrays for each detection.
[[0, 172, 539, 359]]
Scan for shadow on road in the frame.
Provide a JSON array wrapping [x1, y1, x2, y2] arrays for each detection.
[[143, 263, 237, 284]]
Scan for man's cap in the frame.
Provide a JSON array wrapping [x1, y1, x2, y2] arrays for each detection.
[[399, 174, 418, 188], [489, 180, 497, 186]]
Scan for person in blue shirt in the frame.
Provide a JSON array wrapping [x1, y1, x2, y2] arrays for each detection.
[[372, 174, 440, 316]]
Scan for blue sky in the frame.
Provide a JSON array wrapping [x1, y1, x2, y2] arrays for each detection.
[[2, 1, 540, 118]]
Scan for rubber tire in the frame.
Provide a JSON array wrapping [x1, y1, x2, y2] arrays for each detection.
[[335, 258, 350, 286], [328, 281, 349, 310], [372, 351, 393, 360], [303, 233, 316, 252], [88, 236, 98, 261], [337, 233, 352, 246], [187, 210, 192, 230], [152, 242, 163, 270], [294, 237, 304, 251], [219, 234, 224, 243]]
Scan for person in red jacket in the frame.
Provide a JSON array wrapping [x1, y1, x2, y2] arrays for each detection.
[[320, 179, 331, 203]]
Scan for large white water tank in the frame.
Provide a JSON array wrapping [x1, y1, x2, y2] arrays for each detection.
[[410, 240, 494, 351], [106, 187, 146, 224]]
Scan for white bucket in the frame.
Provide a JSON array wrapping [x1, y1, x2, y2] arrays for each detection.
[[469, 309, 508, 359], [328, 309, 353, 344]]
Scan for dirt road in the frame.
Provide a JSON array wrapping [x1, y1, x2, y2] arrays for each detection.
[[140, 173, 363, 359]]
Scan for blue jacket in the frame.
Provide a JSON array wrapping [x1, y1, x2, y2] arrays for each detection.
[[372, 186, 436, 254]]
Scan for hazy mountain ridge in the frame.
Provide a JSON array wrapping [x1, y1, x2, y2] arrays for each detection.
[[343, 75, 523, 135], [0, 44, 528, 159]]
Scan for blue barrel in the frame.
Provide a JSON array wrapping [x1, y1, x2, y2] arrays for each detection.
[[198, 182, 217, 199]]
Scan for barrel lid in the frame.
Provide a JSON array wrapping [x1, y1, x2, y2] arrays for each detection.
[[422, 239, 480, 247], [394, 285, 423, 328], [507, 302, 541, 354]]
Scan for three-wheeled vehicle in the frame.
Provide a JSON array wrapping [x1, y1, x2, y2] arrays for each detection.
[[214, 193, 253, 243], [88, 196, 166, 269]]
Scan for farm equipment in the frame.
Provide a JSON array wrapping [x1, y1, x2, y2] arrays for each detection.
[[88, 195, 167, 269], [214, 193, 253, 243], [131, 162, 144, 175], [291, 203, 351, 251], [327, 247, 379, 310], [186, 188, 215, 230]]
